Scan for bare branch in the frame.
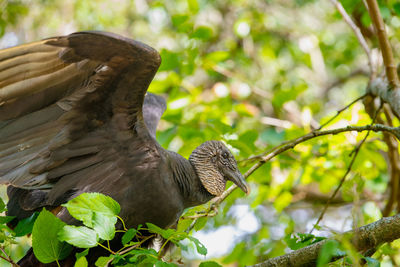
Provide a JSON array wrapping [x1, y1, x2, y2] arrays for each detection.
[[239, 123, 400, 182], [185, 123, 400, 228], [243, 93, 367, 163], [251, 213, 400, 267], [329, 0, 375, 76], [379, 107, 400, 216], [0, 247, 19, 267], [310, 104, 381, 233], [366, 0, 400, 88], [317, 93, 367, 130]]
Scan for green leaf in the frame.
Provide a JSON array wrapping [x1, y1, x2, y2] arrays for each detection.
[[171, 14, 189, 27], [14, 212, 39, 237], [261, 128, 285, 146], [75, 249, 89, 260], [199, 261, 222, 267], [379, 6, 391, 20], [317, 240, 344, 267], [146, 223, 175, 239], [363, 257, 380, 267], [92, 212, 117, 240], [284, 233, 326, 250], [177, 218, 193, 232], [124, 248, 159, 264], [0, 215, 15, 224], [95, 256, 113, 267], [159, 49, 180, 72], [122, 228, 137, 245], [188, 236, 207, 255], [32, 209, 73, 263], [155, 261, 178, 267], [394, 3, 400, 15], [187, 0, 199, 13], [239, 130, 258, 148], [194, 217, 207, 231], [273, 191, 293, 212], [0, 197, 6, 212], [62, 193, 120, 228], [74, 256, 88, 267], [190, 26, 213, 40], [58, 225, 99, 248], [205, 51, 230, 64]]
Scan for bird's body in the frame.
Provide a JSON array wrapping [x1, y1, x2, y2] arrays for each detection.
[[0, 31, 248, 265]]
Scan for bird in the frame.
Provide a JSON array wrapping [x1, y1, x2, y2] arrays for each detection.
[[0, 31, 249, 265]]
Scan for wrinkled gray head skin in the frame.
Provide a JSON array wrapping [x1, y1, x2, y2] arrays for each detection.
[[189, 140, 249, 196]]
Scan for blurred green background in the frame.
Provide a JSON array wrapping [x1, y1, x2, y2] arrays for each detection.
[[1, 0, 400, 266]]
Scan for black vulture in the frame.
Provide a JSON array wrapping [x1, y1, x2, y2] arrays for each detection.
[[0, 31, 249, 265]]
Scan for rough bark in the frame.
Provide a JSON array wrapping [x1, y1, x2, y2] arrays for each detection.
[[251, 214, 400, 267], [368, 77, 400, 119]]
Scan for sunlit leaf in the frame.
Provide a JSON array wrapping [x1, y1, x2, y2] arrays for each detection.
[[58, 225, 99, 248], [95, 256, 113, 267], [317, 240, 345, 267], [190, 26, 213, 40], [74, 256, 88, 267], [62, 193, 120, 228], [188, 236, 207, 255], [32, 209, 72, 263], [199, 261, 222, 267]]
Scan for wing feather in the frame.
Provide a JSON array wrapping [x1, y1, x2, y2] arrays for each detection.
[[0, 31, 161, 194]]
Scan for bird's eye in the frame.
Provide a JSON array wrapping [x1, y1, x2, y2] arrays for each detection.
[[222, 152, 229, 159]]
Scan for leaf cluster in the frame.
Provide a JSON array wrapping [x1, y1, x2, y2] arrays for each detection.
[[25, 193, 220, 266]]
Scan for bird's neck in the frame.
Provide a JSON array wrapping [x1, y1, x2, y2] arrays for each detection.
[[166, 151, 214, 208]]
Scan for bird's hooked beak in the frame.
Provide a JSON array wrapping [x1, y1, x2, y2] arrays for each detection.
[[225, 169, 250, 195]]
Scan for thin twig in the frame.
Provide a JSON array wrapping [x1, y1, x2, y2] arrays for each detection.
[[97, 242, 116, 255], [181, 205, 218, 220], [366, 0, 400, 88], [309, 138, 365, 233], [0, 247, 18, 267], [117, 235, 156, 255], [330, 0, 375, 76], [310, 104, 382, 233], [186, 123, 400, 229], [252, 213, 400, 267], [107, 235, 156, 266], [0, 254, 11, 265], [317, 93, 367, 130], [380, 107, 400, 216], [242, 93, 367, 163]]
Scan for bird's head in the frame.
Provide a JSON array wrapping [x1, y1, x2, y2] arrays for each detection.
[[189, 140, 249, 196]]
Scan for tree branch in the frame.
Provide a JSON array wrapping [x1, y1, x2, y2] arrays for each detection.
[[251, 213, 400, 267], [379, 107, 400, 216], [185, 123, 400, 226], [243, 93, 367, 163], [366, 0, 400, 88], [317, 93, 367, 130], [310, 104, 381, 233], [329, 0, 375, 76]]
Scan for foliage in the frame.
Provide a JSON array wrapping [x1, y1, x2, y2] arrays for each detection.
[[32, 209, 72, 264], [29, 193, 209, 266], [2, 0, 400, 265], [284, 233, 326, 251]]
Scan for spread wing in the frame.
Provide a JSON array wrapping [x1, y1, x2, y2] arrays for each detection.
[[0, 31, 161, 190]]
